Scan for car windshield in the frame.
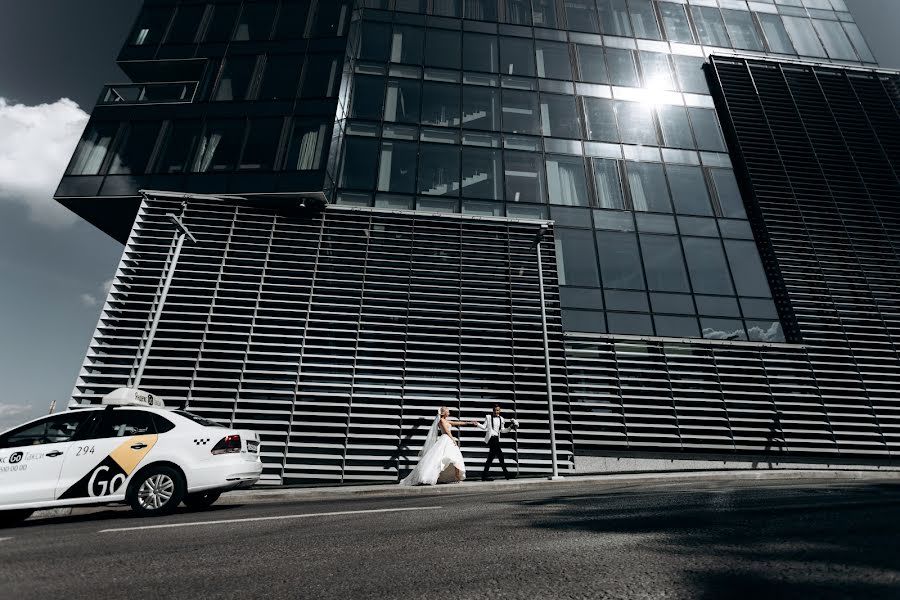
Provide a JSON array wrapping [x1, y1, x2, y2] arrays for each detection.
[[174, 410, 227, 428]]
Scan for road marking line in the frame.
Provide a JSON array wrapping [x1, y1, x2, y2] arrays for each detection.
[[99, 505, 444, 533]]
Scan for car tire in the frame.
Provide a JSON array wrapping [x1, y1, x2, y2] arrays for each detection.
[[127, 465, 185, 517], [0, 509, 34, 528], [183, 491, 221, 510]]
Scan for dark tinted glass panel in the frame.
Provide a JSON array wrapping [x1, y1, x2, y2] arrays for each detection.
[[385, 79, 422, 123], [191, 120, 244, 172], [640, 234, 690, 293], [691, 6, 731, 47], [377, 140, 417, 193], [606, 48, 639, 87], [842, 21, 874, 62], [657, 104, 694, 149], [583, 98, 618, 142], [505, 151, 546, 204], [722, 9, 763, 51], [533, 0, 557, 27], [606, 291, 649, 312], [673, 55, 708, 94], [425, 29, 461, 69], [535, 41, 572, 80], [359, 21, 392, 61], [695, 295, 740, 317], [422, 82, 461, 127], [724, 240, 771, 297], [813, 19, 857, 60], [682, 237, 734, 295], [500, 37, 535, 76], [239, 118, 282, 171], [564, 0, 600, 34], [593, 159, 625, 209], [616, 101, 657, 145], [636, 213, 676, 234], [506, 0, 533, 26], [561, 287, 604, 310], [130, 6, 173, 46], [607, 312, 653, 335], [598, 0, 632, 37], [701, 318, 747, 341], [757, 13, 795, 54], [562, 310, 606, 333], [501, 90, 540, 135], [541, 94, 580, 138], [576, 45, 607, 84], [547, 156, 589, 207], [284, 120, 328, 170], [433, 0, 461, 17], [275, 1, 311, 40], [301, 54, 341, 98], [166, 5, 204, 44], [709, 169, 746, 219], [667, 165, 712, 216], [654, 315, 700, 338], [783, 16, 827, 57], [741, 298, 778, 319], [259, 55, 303, 100], [419, 144, 460, 196], [68, 122, 119, 175], [596, 231, 645, 289], [629, 0, 661, 40], [205, 4, 239, 42], [464, 33, 500, 73], [396, 0, 426, 12], [352, 75, 386, 119], [555, 228, 600, 287], [658, 2, 694, 43], [626, 162, 671, 212], [678, 216, 718, 237], [718, 219, 753, 239], [391, 26, 425, 64], [650, 292, 695, 314], [462, 86, 500, 131], [310, 0, 350, 37], [462, 147, 502, 200], [155, 120, 200, 174], [214, 56, 257, 101], [234, 1, 276, 41], [465, 0, 498, 21], [688, 108, 726, 152], [108, 122, 161, 175], [340, 137, 379, 188]]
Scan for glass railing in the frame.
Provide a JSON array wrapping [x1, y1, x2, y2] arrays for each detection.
[[98, 81, 197, 106]]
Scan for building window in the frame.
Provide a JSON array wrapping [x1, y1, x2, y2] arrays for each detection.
[[583, 98, 618, 143], [238, 118, 282, 171], [385, 79, 422, 124], [464, 0, 498, 21], [626, 161, 671, 213], [351, 75, 386, 120], [657, 104, 694, 149], [275, 1, 311, 40], [628, 0, 661, 40], [504, 151, 546, 204], [300, 54, 342, 98], [757, 13, 796, 55], [204, 4, 239, 42], [596, 231, 645, 290], [419, 144, 460, 196], [597, 0, 632, 38], [130, 6, 173, 46], [666, 165, 713, 216], [505, 0, 533, 26], [259, 55, 303, 100], [616, 101, 657, 146], [673, 55, 708, 94], [691, 6, 731, 48], [165, 5, 205, 44], [541, 94, 580, 139], [359, 22, 392, 62], [709, 169, 746, 219], [213, 55, 258, 101], [233, 1, 276, 41], [340, 137, 379, 189], [462, 147, 503, 200], [722, 9, 763, 51], [154, 120, 200, 174], [535, 40, 572, 80], [462, 86, 500, 131], [688, 108, 726, 153], [782, 16, 827, 58], [501, 90, 540, 135], [67, 122, 119, 175], [640, 52, 676, 91], [391, 25, 425, 64], [576, 45, 608, 84], [190, 120, 244, 173], [658, 2, 694, 44], [499, 37, 535, 76], [593, 159, 625, 210], [532, 0, 557, 28], [606, 48, 639, 87], [108, 122, 161, 175], [682, 237, 735, 295], [284, 120, 328, 171], [724, 240, 771, 298], [309, 0, 350, 37], [422, 82, 461, 127], [555, 229, 600, 287], [377, 141, 418, 194], [425, 29, 461, 70], [813, 19, 858, 61], [546, 156, 589, 207], [433, 0, 461, 17], [564, 0, 600, 34], [463, 33, 499, 74], [640, 234, 690, 293]]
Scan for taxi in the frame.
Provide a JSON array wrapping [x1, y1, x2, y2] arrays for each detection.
[[0, 388, 262, 527]]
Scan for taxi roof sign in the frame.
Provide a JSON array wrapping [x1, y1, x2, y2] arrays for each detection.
[[102, 388, 166, 408]]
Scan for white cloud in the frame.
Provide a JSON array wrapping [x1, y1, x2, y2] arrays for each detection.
[[0, 97, 89, 228], [0, 403, 36, 431], [103, 278, 115, 294], [79, 293, 98, 307], [80, 278, 115, 308]]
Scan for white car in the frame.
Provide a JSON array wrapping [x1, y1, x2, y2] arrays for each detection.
[[0, 388, 262, 526]]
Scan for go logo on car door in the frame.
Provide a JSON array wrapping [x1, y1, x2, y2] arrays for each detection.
[[58, 435, 158, 499]]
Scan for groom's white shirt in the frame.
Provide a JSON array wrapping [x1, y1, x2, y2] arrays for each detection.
[[477, 414, 513, 444]]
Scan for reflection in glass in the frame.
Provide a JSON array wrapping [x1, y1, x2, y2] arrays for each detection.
[[532, 0, 556, 28], [541, 94, 580, 139], [658, 2, 694, 44], [238, 118, 282, 171], [166, 5, 204, 44], [418, 144, 460, 196], [385, 79, 421, 124], [351, 75, 386, 120], [616, 101, 657, 146], [395, 0, 426, 12], [627, 162, 671, 213], [584, 98, 618, 142], [628, 0, 662, 40], [701, 318, 747, 341], [695, 295, 740, 317], [505, 151, 546, 204], [657, 104, 694, 149], [596, 231, 645, 289], [500, 37, 535, 76], [667, 165, 713, 216], [501, 90, 540, 135], [682, 237, 735, 295], [214, 56, 257, 101], [190, 120, 243, 172], [421, 82, 460, 127], [391, 25, 425, 64], [284, 120, 328, 171], [359, 22, 391, 62], [593, 160, 625, 210], [463, 33, 499, 73], [340, 137, 379, 189], [782, 16, 827, 58], [673, 55, 708, 94], [546, 156, 589, 207], [757, 13, 796, 55], [432, 0, 461, 17], [722, 9, 763, 51], [607, 312, 654, 335], [650, 292, 695, 315], [724, 240, 771, 298], [576, 45, 608, 84], [68, 122, 118, 175], [746, 321, 785, 343], [709, 169, 746, 219], [640, 52, 675, 91], [597, 0, 632, 37], [300, 54, 341, 98], [606, 48, 640, 87], [654, 315, 700, 338], [564, 0, 600, 34], [688, 108, 726, 153], [154, 120, 199, 174], [465, 0, 497, 21], [555, 229, 600, 286], [536, 41, 573, 80], [842, 22, 875, 62], [425, 29, 461, 69], [462, 147, 502, 200], [131, 6, 172, 46], [463, 87, 500, 131], [378, 141, 417, 193], [234, 1, 276, 41], [204, 5, 239, 42], [108, 122, 161, 175], [691, 6, 731, 47], [640, 234, 690, 292], [813, 19, 857, 61]]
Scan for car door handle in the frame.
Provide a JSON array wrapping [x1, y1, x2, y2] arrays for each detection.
[[46, 450, 64, 457], [130, 443, 148, 450]]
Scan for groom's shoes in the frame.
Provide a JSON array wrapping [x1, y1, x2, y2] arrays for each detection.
[[504, 472, 515, 480], [481, 475, 493, 482]]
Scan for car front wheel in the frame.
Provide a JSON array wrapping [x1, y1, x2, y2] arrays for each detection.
[[0, 509, 34, 528], [183, 491, 221, 510], [127, 465, 185, 517]]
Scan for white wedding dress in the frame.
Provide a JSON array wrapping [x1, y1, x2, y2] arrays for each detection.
[[400, 416, 467, 486]]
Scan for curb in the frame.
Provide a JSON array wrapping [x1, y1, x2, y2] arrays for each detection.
[[216, 468, 900, 506]]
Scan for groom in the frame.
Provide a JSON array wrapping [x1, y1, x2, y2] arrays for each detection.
[[478, 404, 517, 481]]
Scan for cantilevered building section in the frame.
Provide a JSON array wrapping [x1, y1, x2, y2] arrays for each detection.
[[58, 0, 900, 484]]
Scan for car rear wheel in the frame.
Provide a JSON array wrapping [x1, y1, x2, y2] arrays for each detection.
[[127, 465, 185, 517], [0, 509, 34, 528], [183, 491, 221, 510]]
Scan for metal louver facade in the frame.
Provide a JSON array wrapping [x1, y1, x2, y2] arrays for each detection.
[[75, 195, 572, 484]]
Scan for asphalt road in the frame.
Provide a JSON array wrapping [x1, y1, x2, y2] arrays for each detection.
[[2, 477, 900, 599]]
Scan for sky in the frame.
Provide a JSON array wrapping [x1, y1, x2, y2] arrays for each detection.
[[0, 0, 898, 431]]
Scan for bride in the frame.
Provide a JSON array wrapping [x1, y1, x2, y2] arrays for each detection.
[[400, 407, 480, 485]]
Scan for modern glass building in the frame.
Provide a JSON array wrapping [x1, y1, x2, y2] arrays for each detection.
[[57, 0, 900, 484]]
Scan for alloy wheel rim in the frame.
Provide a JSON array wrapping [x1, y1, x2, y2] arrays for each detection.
[[137, 474, 175, 510]]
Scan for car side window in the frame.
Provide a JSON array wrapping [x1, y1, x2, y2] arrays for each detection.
[[151, 414, 176, 434], [0, 412, 96, 448], [90, 410, 157, 439]]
